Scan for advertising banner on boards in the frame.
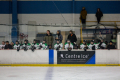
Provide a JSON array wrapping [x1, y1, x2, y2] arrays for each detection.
[[57, 51, 95, 64]]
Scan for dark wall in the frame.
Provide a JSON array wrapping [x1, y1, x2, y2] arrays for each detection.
[[0, 1, 120, 14]]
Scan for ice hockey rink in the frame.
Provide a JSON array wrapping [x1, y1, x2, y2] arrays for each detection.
[[0, 66, 120, 80]]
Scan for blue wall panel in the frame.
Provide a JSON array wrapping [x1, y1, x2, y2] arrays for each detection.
[[18, 1, 73, 14], [0, 1, 12, 14], [17, 1, 120, 14], [75, 1, 120, 14], [11, 0, 18, 43], [0, 1, 120, 14]]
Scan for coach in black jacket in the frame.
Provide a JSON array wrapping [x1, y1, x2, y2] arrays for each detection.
[[5, 41, 13, 49], [67, 30, 77, 44], [107, 41, 115, 49]]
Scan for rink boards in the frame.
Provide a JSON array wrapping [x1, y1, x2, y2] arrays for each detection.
[[0, 50, 120, 66]]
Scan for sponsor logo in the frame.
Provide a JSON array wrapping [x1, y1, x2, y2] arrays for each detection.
[[60, 54, 89, 59], [57, 51, 95, 64]]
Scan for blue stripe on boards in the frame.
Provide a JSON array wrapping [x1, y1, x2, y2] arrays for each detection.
[[85, 54, 95, 64], [49, 50, 54, 64]]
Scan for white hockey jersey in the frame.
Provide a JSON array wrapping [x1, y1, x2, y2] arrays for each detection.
[[54, 43, 63, 50], [95, 43, 99, 49], [88, 44, 95, 49], [39, 43, 48, 50], [80, 43, 88, 49], [0, 44, 5, 49], [14, 44, 21, 49], [98, 42, 106, 49], [22, 43, 31, 49], [32, 43, 39, 49], [64, 43, 73, 49]]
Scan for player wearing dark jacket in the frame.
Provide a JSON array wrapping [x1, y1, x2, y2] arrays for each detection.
[[107, 45, 115, 49], [107, 41, 115, 49], [5, 41, 13, 49]]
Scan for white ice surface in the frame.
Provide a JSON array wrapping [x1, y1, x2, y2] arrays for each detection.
[[0, 67, 120, 80]]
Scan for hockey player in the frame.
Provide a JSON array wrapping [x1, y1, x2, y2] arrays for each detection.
[[64, 39, 73, 50], [94, 42, 99, 50], [88, 40, 96, 49], [31, 40, 39, 49], [54, 40, 63, 50], [98, 39, 106, 49], [4, 41, 13, 49], [80, 40, 88, 49], [14, 41, 21, 49], [0, 41, 5, 49], [107, 41, 115, 49], [39, 40, 48, 50], [22, 40, 31, 50]]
